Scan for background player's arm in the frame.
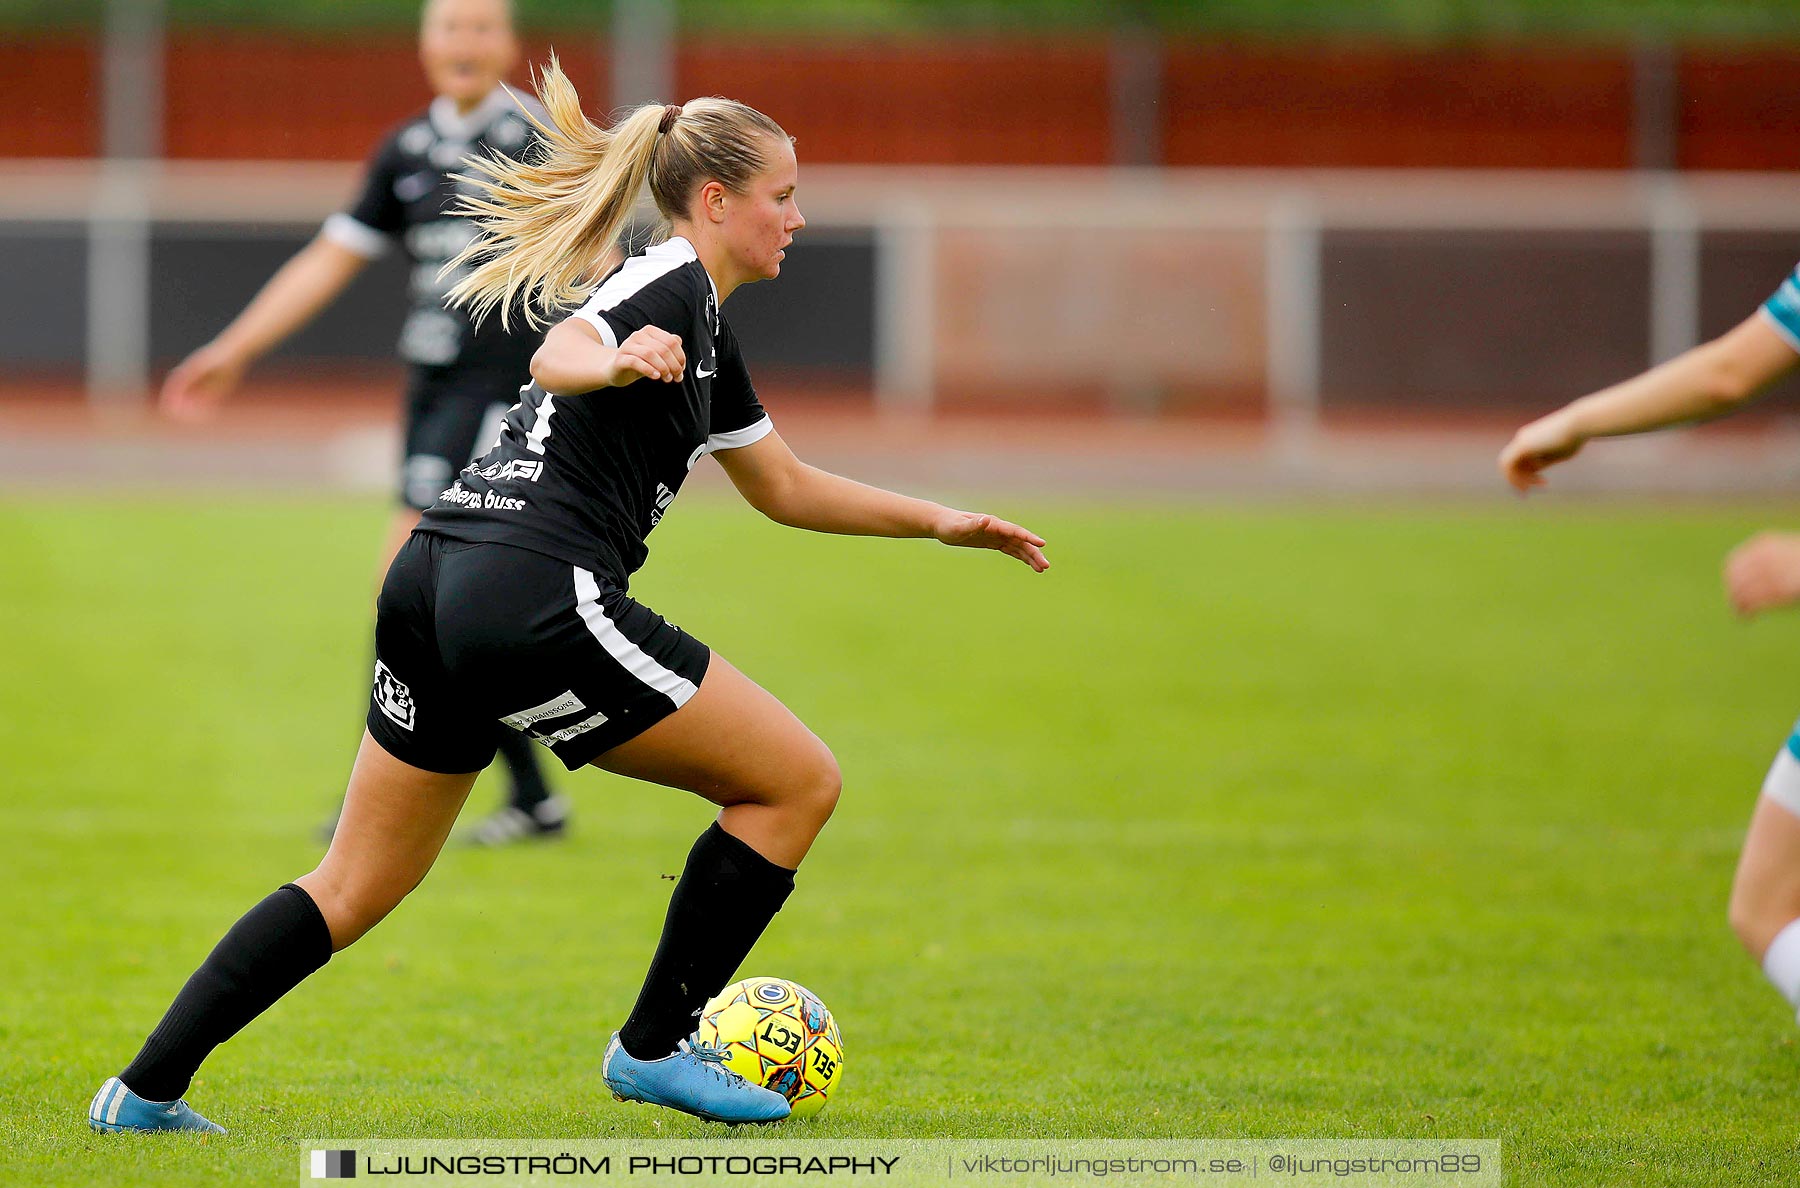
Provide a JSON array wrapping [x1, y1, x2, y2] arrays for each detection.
[[160, 236, 371, 419], [531, 318, 687, 392], [1499, 313, 1800, 491], [713, 430, 1048, 571]]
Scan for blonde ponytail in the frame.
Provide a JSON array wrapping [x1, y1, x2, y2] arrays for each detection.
[[444, 55, 791, 330], [444, 54, 663, 331]]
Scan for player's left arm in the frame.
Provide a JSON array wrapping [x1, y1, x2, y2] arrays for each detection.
[[713, 431, 1049, 572]]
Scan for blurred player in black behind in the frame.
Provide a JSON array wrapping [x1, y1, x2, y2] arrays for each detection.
[[160, 0, 568, 845], [94, 59, 1047, 1132]]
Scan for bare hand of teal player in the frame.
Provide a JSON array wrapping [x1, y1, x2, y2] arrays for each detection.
[[1498, 410, 1586, 492], [934, 511, 1049, 572], [1725, 532, 1800, 617]]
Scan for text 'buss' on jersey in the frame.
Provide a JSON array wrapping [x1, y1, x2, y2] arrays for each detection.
[[466, 458, 546, 483], [438, 482, 528, 512]]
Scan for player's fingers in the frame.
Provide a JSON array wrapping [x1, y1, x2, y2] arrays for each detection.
[[996, 520, 1046, 547], [645, 326, 683, 351], [617, 350, 662, 382]]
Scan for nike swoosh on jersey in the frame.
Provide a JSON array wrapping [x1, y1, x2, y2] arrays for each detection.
[[394, 172, 437, 202], [695, 362, 717, 378]]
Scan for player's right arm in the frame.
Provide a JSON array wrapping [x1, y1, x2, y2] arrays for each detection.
[[530, 316, 686, 393], [1499, 312, 1800, 492], [160, 237, 371, 420]]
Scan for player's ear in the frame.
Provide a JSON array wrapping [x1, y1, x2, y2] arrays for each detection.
[[702, 180, 728, 224]]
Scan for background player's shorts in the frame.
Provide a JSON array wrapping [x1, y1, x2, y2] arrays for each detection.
[[399, 365, 524, 510], [366, 532, 710, 773]]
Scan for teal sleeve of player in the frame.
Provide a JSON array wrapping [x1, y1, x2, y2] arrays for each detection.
[[1760, 263, 1800, 352]]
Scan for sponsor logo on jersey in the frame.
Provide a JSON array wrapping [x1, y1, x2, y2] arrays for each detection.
[[405, 219, 479, 262], [501, 690, 586, 735], [398, 308, 463, 366], [373, 661, 416, 731], [437, 481, 528, 512], [399, 123, 434, 156], [430, 140, 471, 170], [648, 481, 676, 528], [469, 457, 545, 483], [394, 171, 437, 203], [489, 117, 528, 150], [695, 360, 717, 378]]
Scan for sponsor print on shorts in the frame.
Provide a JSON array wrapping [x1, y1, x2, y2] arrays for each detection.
[[500, 690, 610, 747], [373, 661, 416, 731]]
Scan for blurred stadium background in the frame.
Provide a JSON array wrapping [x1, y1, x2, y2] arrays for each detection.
[[8, 0, 1800, 493]]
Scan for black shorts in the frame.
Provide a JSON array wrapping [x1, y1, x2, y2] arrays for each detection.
[[366, 533, 711, 773], [399, 366, 527, 510]]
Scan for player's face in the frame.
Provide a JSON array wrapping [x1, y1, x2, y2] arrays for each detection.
[[419, 0, 517, 109], [722, 139, 805, 285]]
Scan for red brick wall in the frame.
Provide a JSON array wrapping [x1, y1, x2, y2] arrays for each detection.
[[161, 33, 604, 160], [0, 37, 98, 157], [1678, 50, 1800, 171], [4, 32, 1799, 170], [1164, 43, 1635, 168], [678, 38, 1112, 165]]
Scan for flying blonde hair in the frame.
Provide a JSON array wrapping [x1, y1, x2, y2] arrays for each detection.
[[444, 54, 789, 330]]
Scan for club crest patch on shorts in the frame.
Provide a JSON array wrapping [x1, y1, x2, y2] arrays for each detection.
[[373, 660, 417, 731]]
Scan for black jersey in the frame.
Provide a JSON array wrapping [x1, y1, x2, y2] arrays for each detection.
[[322, 87, 546, 375], [416, 235, 773, 583]]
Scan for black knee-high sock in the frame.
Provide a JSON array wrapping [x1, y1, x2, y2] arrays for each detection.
[[120, 883, 333, 1102], [619, 823, 796, 1060], [494, 728, 552, 813]]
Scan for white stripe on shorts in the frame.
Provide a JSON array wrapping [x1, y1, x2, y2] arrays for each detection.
[[572, 567, 699, 710], [1762, 745, 1800, 819]]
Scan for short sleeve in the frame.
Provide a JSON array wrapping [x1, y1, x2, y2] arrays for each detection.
[[1759, 264, 1800, 353], [321, 133, 405, 259], [706, 316, 772, 453], [568, 263, 695, 350]]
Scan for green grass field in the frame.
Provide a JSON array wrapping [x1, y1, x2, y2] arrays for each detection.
[[4, 495, 1799, 1186]]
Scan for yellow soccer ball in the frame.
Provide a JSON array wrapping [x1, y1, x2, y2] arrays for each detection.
[[695, 976, 843, 1119]]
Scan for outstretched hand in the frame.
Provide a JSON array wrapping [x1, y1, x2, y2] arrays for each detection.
[[1725, 532, 1800, 618], [934, 511, 1049, 572], [159, 342, 246, 422], [1498, 411, 1586, 493]]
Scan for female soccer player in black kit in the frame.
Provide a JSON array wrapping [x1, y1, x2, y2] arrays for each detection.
[[159, 0, 567, 846], [90, 60, 1049, 1131]]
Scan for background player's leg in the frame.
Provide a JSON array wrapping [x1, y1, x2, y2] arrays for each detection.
[[1728, 793, 1800, 1017], [594, 654, 839, 1060], [116, 733, 475, 1106], [471, 727, 568, 845]]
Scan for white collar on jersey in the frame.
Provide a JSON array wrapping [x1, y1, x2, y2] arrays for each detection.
[[428, 86, 517, 143], [661, 235, 721, 311]]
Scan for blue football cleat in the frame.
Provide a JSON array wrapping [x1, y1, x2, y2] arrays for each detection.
[[88, 1077, 225, 1135], [602, 1033, 790, 1125]]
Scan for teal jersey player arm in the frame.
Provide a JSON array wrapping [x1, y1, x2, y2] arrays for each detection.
[[1759, 262, 1800, 353]]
